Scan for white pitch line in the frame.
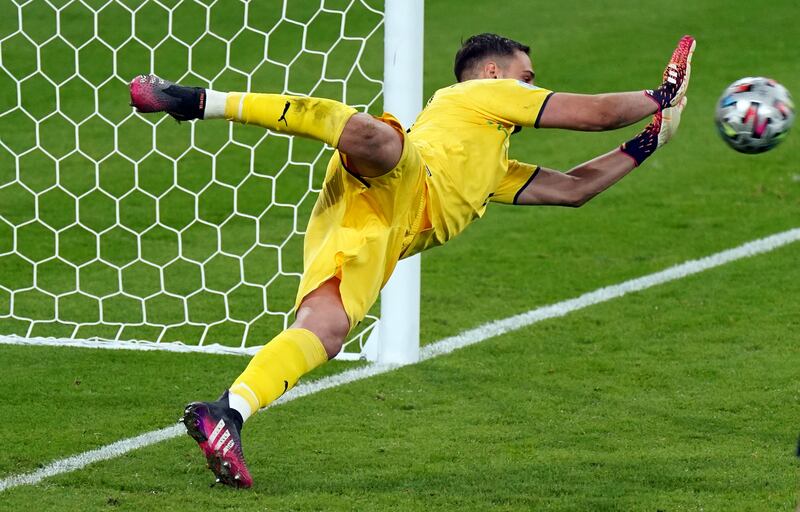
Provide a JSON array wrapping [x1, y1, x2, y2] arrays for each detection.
[[0, 336, 262, 356], [1, 227, 798, 493], [0, 425, 184, 493], [420, 227, 800, 359], [0, 323, 379, 358]]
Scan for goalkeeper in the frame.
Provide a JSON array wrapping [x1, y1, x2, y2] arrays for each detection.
[[130, 33, 695, 488]]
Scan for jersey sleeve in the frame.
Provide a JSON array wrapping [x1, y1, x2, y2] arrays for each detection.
[[491, 160, 540, 204], [469, 79, 554, 128]]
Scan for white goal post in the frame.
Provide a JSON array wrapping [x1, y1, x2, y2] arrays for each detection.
[[0, 0, 422, 363], [373, 0, 422, 364]]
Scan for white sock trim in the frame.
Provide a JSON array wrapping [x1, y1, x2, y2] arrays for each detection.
[[204, 89, 227, 119], [236, 93, 246, 120], [228, 386, 255, 423]]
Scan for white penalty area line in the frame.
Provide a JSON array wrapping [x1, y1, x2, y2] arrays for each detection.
[[1, 227, 798, 493]]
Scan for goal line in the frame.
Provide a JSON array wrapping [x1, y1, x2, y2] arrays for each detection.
[[0, 227, 798, 493], [0, 323, 376, 357]]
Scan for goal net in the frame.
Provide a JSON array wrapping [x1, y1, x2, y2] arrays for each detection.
[[0, 0, 419, 359]]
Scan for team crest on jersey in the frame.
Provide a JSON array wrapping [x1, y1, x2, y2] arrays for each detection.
[[516, 80, 540, 90]]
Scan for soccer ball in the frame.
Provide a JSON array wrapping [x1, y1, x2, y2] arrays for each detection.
[[714, 77, 795, 154]]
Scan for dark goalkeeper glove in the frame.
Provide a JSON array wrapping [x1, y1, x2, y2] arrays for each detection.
[[621, 96, 687, 166], [645, 35, 696, 111]]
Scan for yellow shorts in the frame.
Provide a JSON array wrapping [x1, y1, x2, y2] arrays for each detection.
[[294, 113, 429, 330]]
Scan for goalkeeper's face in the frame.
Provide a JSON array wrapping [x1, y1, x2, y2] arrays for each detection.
[[482, 50, 535, 84]]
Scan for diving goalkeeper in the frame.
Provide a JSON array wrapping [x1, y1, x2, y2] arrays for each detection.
[[130, 33, 695, 488]]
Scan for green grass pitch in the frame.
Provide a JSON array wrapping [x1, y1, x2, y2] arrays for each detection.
[[1, 0, 800, 510]]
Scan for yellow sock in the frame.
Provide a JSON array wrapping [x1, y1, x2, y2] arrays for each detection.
[[229, 328, 328, 414], [224, 92, 357, 148]]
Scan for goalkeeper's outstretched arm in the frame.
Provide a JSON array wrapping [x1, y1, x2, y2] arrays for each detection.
[[515, 97, 687, 207], [536, 35, 695, 131]]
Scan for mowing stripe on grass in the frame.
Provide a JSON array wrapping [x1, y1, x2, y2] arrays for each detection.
[[1, 227, 798, 492]]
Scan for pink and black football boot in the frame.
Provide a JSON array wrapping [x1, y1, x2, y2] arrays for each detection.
[[129, 74, 206, 121], [182, 391, 253, 488]]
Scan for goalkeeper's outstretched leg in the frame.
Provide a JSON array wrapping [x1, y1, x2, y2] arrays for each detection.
[[132, 74, 405, 489], [180, 279, 349, 489], [129, 74, 402, 176]]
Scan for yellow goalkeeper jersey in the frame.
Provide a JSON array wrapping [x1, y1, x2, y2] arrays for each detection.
[[405, 78, 553, 254]]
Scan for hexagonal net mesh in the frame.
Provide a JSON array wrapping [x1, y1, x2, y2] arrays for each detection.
[[0, 0, 385, 356]]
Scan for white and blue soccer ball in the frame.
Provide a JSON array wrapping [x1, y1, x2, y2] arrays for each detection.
[[714, 77, 794, 154]]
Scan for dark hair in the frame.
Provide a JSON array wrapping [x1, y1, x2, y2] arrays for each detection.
[[454, 33, 530, 82]]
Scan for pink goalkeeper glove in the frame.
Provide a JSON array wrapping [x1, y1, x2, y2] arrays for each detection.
[[621, 96, 688, 166], [645, 35, 696, 111]]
